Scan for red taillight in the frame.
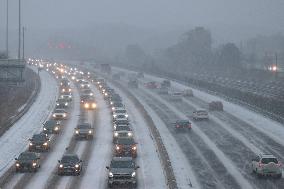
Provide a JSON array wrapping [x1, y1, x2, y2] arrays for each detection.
[[258, 163, 264, 167], [176, 125, 180, 128], [188, 125, 191, 128], [277, 162, 282, 167]]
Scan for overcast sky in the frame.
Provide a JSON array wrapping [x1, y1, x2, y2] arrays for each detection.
[[1, 0, 284, 53]]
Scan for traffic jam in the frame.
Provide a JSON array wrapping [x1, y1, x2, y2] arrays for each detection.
[[17, 61, 140, 188]]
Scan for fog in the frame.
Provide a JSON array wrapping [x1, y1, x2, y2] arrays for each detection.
[[1, 0, 284, 59]]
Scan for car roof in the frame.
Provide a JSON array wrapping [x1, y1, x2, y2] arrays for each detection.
[[260, 154, 277, 158]]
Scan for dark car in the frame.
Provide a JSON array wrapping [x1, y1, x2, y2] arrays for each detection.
[[43, 120, 61, 134], [114, 137, 137, 158], [174, 120, 192, 131], [56, 98, 69, 109], [111, 102, 124, 112], [74, 123, 94, 140], [113, 119, 129, 129], [29, 133, 50, 152], [15, 152, 40, 172], [106, 157, 139, 188], [58, 154, 82, 176]]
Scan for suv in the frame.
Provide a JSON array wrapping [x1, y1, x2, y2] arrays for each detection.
[[56, 98, 69, 109], [82, 96, 96, 110], [209, 101, 223, 111], [58, 154, 82, 176], [74, 123, 94, 140], [113, 119, 129, 129], [193, 109, 209, 120], [29, 133, 50, 152], [60, 92, 72, 101], [52, 109, 68, 120], [252, 154, 282, 178], [15, 152, 40, 172], [43, 120, 61, 134], [174, 120, 192, 131], [114, 137, 137, 158], [106, 157, 139, 188], [111, 102, 124, 112]]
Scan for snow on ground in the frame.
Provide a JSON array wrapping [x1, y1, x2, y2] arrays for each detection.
[[80, 84, 113, 189], [110, 83, 167, 189], [133, 94, 200, 189], [140, 87, 254, 189], [0, 69, 58, 177], [24, 83, 80, 189]]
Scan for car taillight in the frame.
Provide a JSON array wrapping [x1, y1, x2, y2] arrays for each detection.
[[277, 162, 282, 167], [176, 125, 180, 128], [258, 162, 264, 167], [188, 124, 191, 128]]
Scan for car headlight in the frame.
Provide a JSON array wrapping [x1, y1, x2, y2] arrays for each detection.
[[110, 102, 113, 105], [92, 103, 96, 108], [84, 103, 89, 108], [128, 132, 132, 136], [32, 162, 37, 167], [125, 114, 129, 118], [29, 142, 33, 146], [53, 114, 56, 117], [131, 171, 136, 177], [62, 89, 65, 92], [65, 102, 68, 106], [54, 126, 59, 131], [105, 93, 108, 96], [75, 130, 79, 134], [43, 142, 48, 146], [116, 146, 120, 150], [43, 127, 47, 131], [59, 164, 63, 168], [16, 163, 20, 167], [114, 132, 118, 137], [109, 172, 113, 177], [68, 89, 71, 92], [75, 164, 79, 168], [88, 130, 92, 134], [56, 103, 59, 106], [132, 146, 137, 150], [90, 93, 93, 96], [112, 107, 115, 111]]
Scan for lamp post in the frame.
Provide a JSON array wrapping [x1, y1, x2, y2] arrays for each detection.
[[22, 27, 26, 59], [6, 0, 9, 58], [18, 0, 21, 60]]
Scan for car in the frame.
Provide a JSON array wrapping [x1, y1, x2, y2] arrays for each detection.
[[29, 133, 50, 152], [113, 126, 133, 141], [114, 137, 137, 158], [80, 94, 90, 104], [128, 79, 139, 88], [60, 79, 70, 87], [209, 101, 223, 111], [113, 118, 130, 129], [252, 154, 282, 178], [113, 114, 129, 122], [58, 154, 82, 176], [144, 81, 158, 89], [82, 96, 97, 110], [161, 80, 171, 88], [174, 120, 192, 131], [104, 88, 115, 100], [96, 78, 106, 85], [183, 89, 194, 97], [15, 152, 40, 172], [74, 123, 94, 140], [43, 120, 61, 134], [111, 102, 124, 112], [193, 109, 209, 120], [109, 94, 122, 105], [80, 81, 90, 89], [52, 109, 68, 120], [112, 107, 127, 116], [82, 88, 94, 96], [60, 86, 72, 93], [106, 157, 139, 188], [60, 92, 72, 101], [56, 98, 69, 109]]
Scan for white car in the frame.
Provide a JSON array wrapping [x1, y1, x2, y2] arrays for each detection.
[[113, 118, 129, 129], [52, 109, 68, 120], [252, 154, 282, 178], [193, 109, 209, 120]]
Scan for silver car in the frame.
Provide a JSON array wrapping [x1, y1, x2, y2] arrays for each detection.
[[252, 154, 282, 178]]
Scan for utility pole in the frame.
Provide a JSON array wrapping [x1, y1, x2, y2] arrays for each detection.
[[18, 0, 21, 60], [22, 27, 25, 59], [275, 53, 278, 78], [6, 0, 9, 58]]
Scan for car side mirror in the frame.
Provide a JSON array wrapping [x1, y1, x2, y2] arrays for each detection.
[[135, 166, 140, 169], [58, 160, 60, 163], [106, 166, 109, 169]]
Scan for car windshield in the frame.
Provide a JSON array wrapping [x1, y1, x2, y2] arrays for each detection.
[[54, 109, 65, 113], [116, 126, 131, 131], [32, 134, 46, 141], [61, 155, 79, 163], [113, 103, 123, 107], [111, 161, 134, 168], [177, 120, 190, 125], [77, 124, 90, 129], [115, 110, 126, 114], [18, 153, 37, 160], [261, 158, 278, 164], [197, 110, 207, 114], [115, 120, 128, 125], [44, 120, 56, 127], [116, 138, 134, 144]]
